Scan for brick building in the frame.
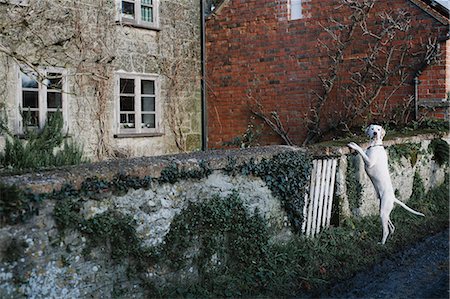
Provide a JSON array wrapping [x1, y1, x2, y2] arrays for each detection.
[[205, 0, 449, 148]]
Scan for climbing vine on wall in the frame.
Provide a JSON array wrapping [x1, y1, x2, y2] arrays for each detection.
[[346, 154, 363, 214], [225, 151, 312, 231]]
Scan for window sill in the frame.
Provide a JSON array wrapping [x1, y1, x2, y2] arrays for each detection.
[[418, 99, 450, 108], [114, 132, 164, 138], [14, 133, 72, 139], [116, 20, 161, 31]]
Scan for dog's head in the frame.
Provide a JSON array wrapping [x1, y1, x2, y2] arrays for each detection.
[[365, 124, 385, 142]]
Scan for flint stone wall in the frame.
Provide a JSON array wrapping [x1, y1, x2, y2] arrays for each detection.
[[0, 134, 448, 297]]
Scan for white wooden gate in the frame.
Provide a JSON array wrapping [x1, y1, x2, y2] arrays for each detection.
[[302, 159, 338, 237]]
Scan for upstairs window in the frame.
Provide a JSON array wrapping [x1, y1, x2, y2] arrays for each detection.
[[18, 68, 68, 132], [118, 0, 159, 28], [289, 0, 302, 20], [115, 73, 161, 135]]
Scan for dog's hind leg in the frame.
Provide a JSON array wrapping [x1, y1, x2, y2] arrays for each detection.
[[388, 219, 395, 234], [379, 213, 390, 245]]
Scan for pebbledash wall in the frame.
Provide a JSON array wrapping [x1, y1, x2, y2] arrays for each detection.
[[0, 134, 448, 297]]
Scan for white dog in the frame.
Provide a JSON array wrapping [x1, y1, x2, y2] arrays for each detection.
[[347, 124, 424, 244]]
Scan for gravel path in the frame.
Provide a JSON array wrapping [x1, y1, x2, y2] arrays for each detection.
[[326, 229, 449, 299]]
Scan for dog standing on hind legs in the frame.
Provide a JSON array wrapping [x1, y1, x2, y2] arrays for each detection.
[[347, 124, 425, 244]]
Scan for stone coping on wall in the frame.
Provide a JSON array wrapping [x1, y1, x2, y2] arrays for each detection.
[[0, 145, 303, 194], [306, 132, 449, 157], [1, 132, 447, 194]]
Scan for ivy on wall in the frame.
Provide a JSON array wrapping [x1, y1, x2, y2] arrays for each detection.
[[429, 139, 449, 166], [345, 154, 363, 214], [225, 151, 312, 231]]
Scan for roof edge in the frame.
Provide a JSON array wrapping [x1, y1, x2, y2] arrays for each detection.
[[409, 0, 449, 25], [206, 0, 231, 20]]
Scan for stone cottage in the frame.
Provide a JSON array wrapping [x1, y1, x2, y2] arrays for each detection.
[[0, 0, 204, 160], [205, 0, 449, 148]]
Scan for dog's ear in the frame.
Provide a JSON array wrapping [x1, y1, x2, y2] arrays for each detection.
[[365, 126, 371, 136], [381, 127, 386, 139]]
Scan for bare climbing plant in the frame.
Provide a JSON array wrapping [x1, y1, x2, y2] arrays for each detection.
[[158, 2, 201, 152], [302, 0, 441, 144], [0, 0, 122, 159]]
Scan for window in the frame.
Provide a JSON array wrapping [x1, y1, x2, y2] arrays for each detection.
[[0, 0, 29, 5], [117, 0, 159, 28], [18, 68, 68, 132], [115, 73, 160, 135], [289, 0, 302, 20]]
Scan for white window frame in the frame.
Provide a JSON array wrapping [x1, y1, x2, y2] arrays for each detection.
[[0, 0, 29, 5], [289, 0, 303, 20], [114, 72, 161, 135], [116, 0, 160, 29], [16, 66, 69, 134]]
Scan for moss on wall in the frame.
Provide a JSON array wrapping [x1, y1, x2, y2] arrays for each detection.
[[345, 155, 363, 214]]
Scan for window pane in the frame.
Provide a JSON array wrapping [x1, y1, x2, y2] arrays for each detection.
[[142, 97, 155, 111], [120, 78, 135, 94], [142, 114, 155, 128], [120, 96, 135, 111], [46, 73, 63, 90], [142, 0, 152, 4], [22, 110, 39, 127], [141, 80, 155, 94], [122, 1, 135, 19], [141, 6, 153, 22], [290, 0, 302, 20], [47, 92, 62, 109], [120, 113, 135, 128], [21, 73, 38, 88], [23, 91, 39, 108]]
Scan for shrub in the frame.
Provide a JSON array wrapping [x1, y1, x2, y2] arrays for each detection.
[[0, 112, 86, 170]]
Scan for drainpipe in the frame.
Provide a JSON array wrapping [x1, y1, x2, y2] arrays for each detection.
[[200, 0, 208, 151], [414, 76, 420, 121]]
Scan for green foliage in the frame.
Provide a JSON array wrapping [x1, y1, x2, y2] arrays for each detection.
[[398, 118, 449, 134], [0, 112, 86, 170], [53, 191, 147, 262], [409, 172, 425, 204], [80, 211, 144, 260], [0, 183, 41, 225], [388, 143, 421, 167], [53, 186, 84, 231], [80, 173, 152, 198], [161, 192, 269, 289], [3, 238, 28, 263], [158, 162, 212, 184], [154, 179, 449, 298], [161, 178, 449, 298], [429, 139, 449, 166], [226, 151, 312, 231], [346, 155, 363, 213]]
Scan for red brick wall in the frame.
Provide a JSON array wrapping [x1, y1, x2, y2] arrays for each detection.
[[206, 0, 449, 148], [418, 39, 449, 120], [447, 39, 450, 94], [418, 40, 447, 101]]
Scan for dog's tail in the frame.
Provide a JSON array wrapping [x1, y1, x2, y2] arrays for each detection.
[[394, 198, 425, 216]]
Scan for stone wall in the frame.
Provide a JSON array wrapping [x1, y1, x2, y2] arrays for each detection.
[[0, 0, 202, 160], [0, 134, 448, 297], [334, 134, 449, 218]]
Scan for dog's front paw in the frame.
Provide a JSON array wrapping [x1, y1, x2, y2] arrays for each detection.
[[347, 142, 359, 151]]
